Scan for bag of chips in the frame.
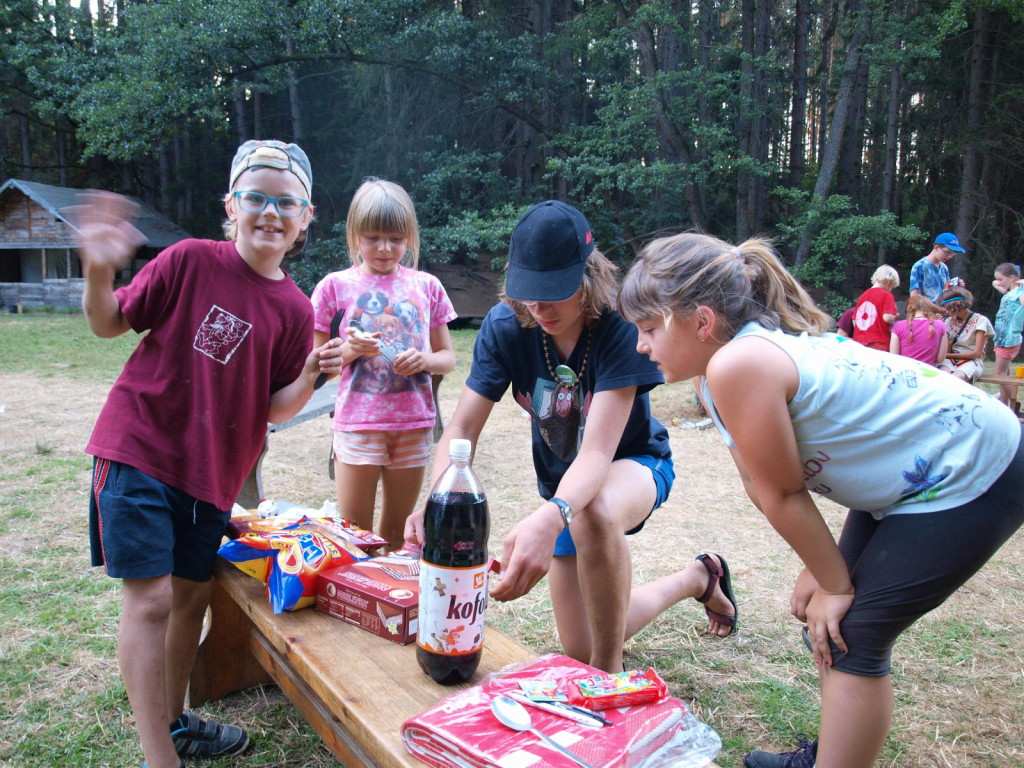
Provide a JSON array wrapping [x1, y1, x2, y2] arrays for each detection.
[[218, 521, 368, 613]]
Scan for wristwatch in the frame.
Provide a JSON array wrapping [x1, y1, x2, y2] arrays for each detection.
[[550, 497, 573, 528]]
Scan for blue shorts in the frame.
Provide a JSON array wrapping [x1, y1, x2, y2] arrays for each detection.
[[552, 455, 675, 558], [88, 459, 230, 582]]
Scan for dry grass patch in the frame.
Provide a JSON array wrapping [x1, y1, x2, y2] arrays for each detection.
[[2, 318, 1022, 766]]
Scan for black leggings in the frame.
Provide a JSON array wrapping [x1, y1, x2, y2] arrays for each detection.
[[831, 433, 1024, 676]]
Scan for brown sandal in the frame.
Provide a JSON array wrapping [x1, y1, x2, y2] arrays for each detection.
[[695, 553, 738, 636]]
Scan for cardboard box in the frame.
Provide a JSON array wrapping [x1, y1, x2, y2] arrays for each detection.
[[316, 554, 420, 644]]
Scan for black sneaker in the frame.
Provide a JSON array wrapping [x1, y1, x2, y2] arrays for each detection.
[[744, 737, 818, 768], [171, 711, 250, 759]]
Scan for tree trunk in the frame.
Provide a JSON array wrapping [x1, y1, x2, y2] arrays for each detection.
[[747, 0, 772, 233], [252, 91, 263, 139], [18, 111, 31, 169], [55, 128, 66, 186], [836, 25, 871, 202], [285, 37, 304, 141], [788, 0, 810, 186], [815, 0, 839, 168], [632, 4, 707, 229], [796, 0, 869, 265], [158, 143, 172, 213], [233, 91, 249, 144], [876, 62, 901, 264], [736, 0, 755, 239], [697, 0, 717, 153], [954, 6, 992, 274]]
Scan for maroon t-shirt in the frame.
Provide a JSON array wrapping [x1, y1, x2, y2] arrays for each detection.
[[86, 239, 314, 510]]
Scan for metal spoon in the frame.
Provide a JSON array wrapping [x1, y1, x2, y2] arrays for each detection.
[[490, 694, 594, 768]]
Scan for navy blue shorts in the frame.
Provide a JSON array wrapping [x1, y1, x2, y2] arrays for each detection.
[[552, 455, 675, 557], [89, 459, 230, 582]]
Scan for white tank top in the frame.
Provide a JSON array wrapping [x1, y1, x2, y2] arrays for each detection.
[[701, 322, 1020, 518]]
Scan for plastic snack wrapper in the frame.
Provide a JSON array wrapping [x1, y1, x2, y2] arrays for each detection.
[[227, 503, 388, 553], [402, 654, 720, 768], [218, 520, 369, 613], [566, 668, 669, 711]]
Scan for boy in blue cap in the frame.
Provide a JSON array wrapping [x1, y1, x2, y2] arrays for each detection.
[[909, 232, 965, 302]]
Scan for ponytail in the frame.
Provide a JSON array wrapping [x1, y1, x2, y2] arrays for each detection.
[[620, 233, 830, 339]]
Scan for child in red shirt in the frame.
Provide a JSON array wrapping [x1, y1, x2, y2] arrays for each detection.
[[852, 265, 900, 350]]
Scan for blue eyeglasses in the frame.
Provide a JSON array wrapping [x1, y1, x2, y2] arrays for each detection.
[[232, 190, 310, 218]]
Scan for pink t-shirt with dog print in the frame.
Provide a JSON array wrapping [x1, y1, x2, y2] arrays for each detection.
[[311, 265, 456, 432]]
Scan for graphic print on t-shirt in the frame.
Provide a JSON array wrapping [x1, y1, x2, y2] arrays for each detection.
[[513, 379, 593, 462], [193, 304, 253, 365], [854, 301, 878, 331], [348, 289, 427, 394]]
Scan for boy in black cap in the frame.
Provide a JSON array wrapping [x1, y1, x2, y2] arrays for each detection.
[[405, 201, 737, 672]]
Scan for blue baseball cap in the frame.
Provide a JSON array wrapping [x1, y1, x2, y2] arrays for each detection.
[[505, 200, 595, 302], [933, 232, 965, 254]]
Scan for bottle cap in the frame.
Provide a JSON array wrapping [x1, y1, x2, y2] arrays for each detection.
[[449, 438, 472, 462]]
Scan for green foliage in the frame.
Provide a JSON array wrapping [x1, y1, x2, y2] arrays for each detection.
[[422, 203, 527, 268], [776, 189, 925, 306]]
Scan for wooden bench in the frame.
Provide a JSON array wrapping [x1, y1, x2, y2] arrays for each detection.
[[189, 561, 533, 768], [189, 564, 722, 768], [975, 373, 1022, 415]]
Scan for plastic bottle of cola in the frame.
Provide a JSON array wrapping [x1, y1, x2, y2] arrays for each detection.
[[416, 438, 491, 684]]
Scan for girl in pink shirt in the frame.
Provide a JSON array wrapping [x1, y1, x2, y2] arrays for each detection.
[[889, 294, 948, 365], [312, 180, 457, 547]]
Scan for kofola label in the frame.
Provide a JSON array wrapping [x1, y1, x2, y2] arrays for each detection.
[[417, 561, 489, 655]]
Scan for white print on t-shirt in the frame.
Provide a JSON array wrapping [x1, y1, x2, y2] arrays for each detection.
[[193, 304, 253, 365], [854, 301, 878, 331]]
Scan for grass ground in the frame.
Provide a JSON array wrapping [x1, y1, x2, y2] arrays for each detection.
[[1, 314, 1021, 767]]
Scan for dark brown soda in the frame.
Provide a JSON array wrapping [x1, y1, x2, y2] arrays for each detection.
[[416, 490, 489, 684]]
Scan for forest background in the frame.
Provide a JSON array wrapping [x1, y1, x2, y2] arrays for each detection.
[[3, 0, 1023, 317]]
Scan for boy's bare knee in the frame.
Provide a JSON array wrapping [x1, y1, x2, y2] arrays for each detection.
[[570, 495, 618, 545], [123, 577, 174, 624]]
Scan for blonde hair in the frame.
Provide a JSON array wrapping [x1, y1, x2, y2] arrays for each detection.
[[346, 178, 420, 268], [500, 249, 620, 328], [904, 294, 942, 344], [871, 264, 900, 289], [620, 233, 831, 338]]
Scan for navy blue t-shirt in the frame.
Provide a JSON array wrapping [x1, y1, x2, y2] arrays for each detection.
[[466, 303, 671, 499]]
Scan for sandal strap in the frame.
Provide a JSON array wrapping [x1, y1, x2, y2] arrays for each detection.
[[695, 553, 722, 605]]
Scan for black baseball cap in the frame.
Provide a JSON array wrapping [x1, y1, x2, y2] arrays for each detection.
[[505, 200, 595, 302]]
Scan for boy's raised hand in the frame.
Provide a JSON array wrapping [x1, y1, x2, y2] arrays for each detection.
[[70, 192, 147, 274]]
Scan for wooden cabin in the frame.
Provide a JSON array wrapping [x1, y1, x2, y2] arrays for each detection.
[[0, 179, 189, 310], [422, 261, 503, 322]]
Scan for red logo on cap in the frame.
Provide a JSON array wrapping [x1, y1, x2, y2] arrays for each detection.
[[585, 230, 593, 244]]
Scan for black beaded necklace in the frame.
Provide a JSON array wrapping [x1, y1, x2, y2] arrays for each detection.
[[541, 327, 592, 388]]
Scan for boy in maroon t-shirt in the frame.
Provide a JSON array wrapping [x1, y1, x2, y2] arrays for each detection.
[[852, 265, 900, 351], [79, 141, 343, 768]]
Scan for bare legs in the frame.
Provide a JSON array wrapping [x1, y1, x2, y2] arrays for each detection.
[[121, 576, 211, 768], [547, 460, 735, 672], [335, 461, 425, 549], [994, 356, 1018, 407], [816, 670, 892, 768]]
